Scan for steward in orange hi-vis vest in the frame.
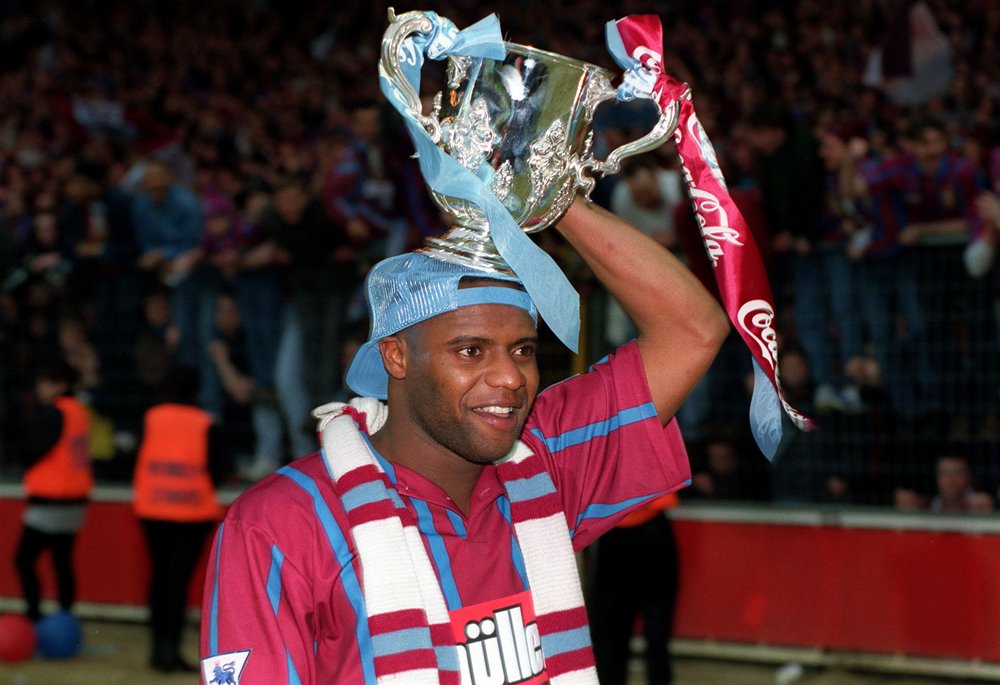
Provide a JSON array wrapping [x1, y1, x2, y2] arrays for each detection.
[[16, 359, 92, 621], [133, 403, 222, 523], [24, 395, 94, 500]]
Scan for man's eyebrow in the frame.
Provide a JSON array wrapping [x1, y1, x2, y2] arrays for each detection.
[[445, 335, 490, 346], [444, 335, 539, 346]]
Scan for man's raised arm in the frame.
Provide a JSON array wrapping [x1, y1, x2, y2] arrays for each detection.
[[557, 196, 730, 424]]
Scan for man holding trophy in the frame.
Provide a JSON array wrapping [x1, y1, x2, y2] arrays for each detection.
[[200, 10, 802, 685]]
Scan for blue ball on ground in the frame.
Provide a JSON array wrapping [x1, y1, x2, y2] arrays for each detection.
[[0, 613, 37, 663], [35, 611, 83, 659]]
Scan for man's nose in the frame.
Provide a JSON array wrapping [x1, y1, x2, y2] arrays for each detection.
[[485, 352, 526, 390]]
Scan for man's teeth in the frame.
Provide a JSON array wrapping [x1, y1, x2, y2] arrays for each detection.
[[481, 406, 514, 415]]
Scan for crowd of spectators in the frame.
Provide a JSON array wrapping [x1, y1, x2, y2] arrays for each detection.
[[0, 0, 997, 509]]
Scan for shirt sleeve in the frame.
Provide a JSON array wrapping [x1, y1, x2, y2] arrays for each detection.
[[522, 341, 691, 550], [201, 495, 321, 684]]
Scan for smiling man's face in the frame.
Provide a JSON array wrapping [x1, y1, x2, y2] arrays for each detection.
[[390, 288, 540, 466]]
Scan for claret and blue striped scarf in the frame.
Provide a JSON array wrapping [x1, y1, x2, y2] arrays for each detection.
[[314, 398, 598, 684]]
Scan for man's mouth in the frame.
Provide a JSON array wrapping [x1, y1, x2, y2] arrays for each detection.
[[473, 405, 519, 427]]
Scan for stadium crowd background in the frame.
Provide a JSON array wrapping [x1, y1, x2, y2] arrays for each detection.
[[0, 0, 997, 510]]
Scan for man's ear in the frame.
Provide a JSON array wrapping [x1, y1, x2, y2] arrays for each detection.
[[379, 335, 407, 382]]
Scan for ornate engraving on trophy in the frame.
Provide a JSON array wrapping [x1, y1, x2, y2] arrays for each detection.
[[441, 96, 498, 171], [526, 119, 569, 208], [491, 160, 514, 201], [447, 55, 475, 89], [430, 91, 443, 122], [583, 72, 615, 122], [549, 176, 577, 221]]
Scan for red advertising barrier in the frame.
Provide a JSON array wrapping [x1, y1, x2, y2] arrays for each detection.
[[670, 505, 1000, 665]]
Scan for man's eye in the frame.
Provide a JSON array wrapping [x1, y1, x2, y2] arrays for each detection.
[[458, 346, 480, 357], [514, 345, 536, 358]]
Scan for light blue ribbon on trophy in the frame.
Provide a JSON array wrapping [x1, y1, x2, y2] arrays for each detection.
[[379, 12, 581, 353], [605, 23, 662, 105]]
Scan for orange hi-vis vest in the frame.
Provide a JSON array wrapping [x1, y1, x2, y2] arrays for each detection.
[[24, 396, 94, 500], [133, 403, 222, 522]]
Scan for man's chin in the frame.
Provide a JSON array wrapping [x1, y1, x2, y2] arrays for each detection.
[[462, 437, 520, 466], [468, 417, 526, 459]]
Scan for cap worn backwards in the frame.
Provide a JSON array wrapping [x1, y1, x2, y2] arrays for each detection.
[[345, 252, 538, 399]]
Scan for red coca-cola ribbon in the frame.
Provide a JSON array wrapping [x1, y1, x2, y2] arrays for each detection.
[[607, 15, 815, 458]]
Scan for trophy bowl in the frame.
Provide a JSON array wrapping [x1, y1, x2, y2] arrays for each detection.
[[380, 9, 680, 273]]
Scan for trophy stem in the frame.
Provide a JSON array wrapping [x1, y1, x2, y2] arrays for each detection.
[[417, 222, 516, 277]]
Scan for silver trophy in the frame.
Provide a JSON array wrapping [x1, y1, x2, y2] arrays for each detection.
[[380, 9, 681, 274]]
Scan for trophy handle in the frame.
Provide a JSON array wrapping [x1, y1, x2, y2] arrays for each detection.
[[590, 86, 690, 178], [380, 8, 442, 143]]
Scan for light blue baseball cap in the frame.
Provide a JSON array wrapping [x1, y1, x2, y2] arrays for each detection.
[[345, 252, 538, 399]]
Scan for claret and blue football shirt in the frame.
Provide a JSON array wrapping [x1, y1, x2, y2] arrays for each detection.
[[200, 342, 691, 684]]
